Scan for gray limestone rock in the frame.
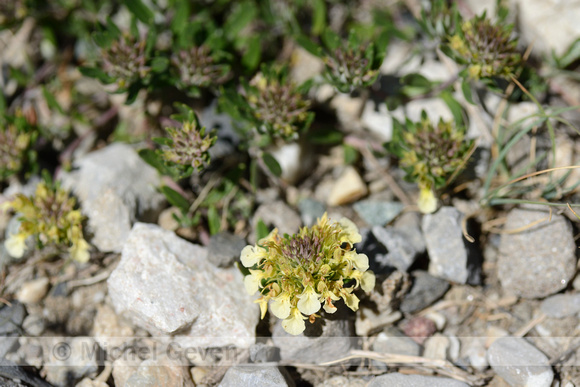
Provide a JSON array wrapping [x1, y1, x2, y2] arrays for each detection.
[[219, 365, 294, 387], [60, 143, 165, 252], [400, 271, 450, 314], [207, 231, 247, 267], [497, 207, 576, 298], [422, 207, 481, 285], [487, 337, 554, 387], [540, 293, 580, 318], [368, 372, 469, 387], [107, 223, 258, 348]]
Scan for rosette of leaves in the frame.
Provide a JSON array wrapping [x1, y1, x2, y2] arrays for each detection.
[[443, 12, 521, 82], [0, 114, 38, 182], [1, 178, 90, 262], [416, 0, 460, 41], [221, 66, 314, 142], [79, 15, 168, 104], [171, 45, 231, 95], [241, 213, 375, 335], [390, 112, 474, 213], [297, 25, 389, 93]]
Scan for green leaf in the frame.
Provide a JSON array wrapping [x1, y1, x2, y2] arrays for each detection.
[[400, 73, 433, 97], [343, 144, 358, 165], [42, 86, 64, 115], [138, 148, 172, 176], [461, 80, 475, 105], [440, 91, 465, 127], [151, 57, 169, 73], [152, 137, 172, 146], [123, 0, 154, 25], [307, 128, 343, 144], [557, 38, 580, 68], [171, 0, 190, 34], [224, 2, 257, 40], [256, 219, 269, 240], [207, 205, 221, 235], [322, 28, 340, 51], [294, 34, 322, 57], [242, 36, 261, 70], [160, 185, 190, 213], [78, 66, 115, 84], [262, 153, 282, 177], [311, 0, 326, 36]]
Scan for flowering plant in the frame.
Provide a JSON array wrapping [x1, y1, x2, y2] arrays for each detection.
[[241, 213, 375, 335], [1, 180, 90, 262]]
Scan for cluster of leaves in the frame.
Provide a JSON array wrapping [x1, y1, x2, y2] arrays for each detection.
[[391, 112, 474, 213], [241, 213, 375, 335], [1, 177, 90, 262]]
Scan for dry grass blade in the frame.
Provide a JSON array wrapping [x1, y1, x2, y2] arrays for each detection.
[[485, 207, 552, 235], [320, 350, 486, 385]]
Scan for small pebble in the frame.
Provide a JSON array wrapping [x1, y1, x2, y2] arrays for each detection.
[[327, 166, 368, 206], [16, 277, 50, 305]]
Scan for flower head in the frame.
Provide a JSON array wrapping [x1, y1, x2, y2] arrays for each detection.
[[447, 14, 521, 80], [240, 213, 375, 335], [2, 181, 90, 262], [160, 113, 216, 173]]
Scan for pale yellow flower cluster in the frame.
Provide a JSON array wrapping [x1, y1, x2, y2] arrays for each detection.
[[1, 182, 90, 262], [241, 213, 375, 335]]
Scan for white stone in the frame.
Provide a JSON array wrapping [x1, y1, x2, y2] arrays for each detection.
[[405, 98, 454, 123], [361, 101, 405, 142], [16, 277, 49, 305], [487, 337, 554, 387], [60, 143, 165, 253], [107, 223, 258, 348], [327, 166, 368, 206], [514, 0, 580, 58]]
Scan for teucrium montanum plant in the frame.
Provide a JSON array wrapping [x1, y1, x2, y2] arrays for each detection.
[[1, 180, 90, 262], [241, 213, 375, 335]]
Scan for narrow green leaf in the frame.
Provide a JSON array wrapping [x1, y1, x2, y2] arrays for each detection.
[[42, 86, 64, 115], [138, 148, 172, 176], [160, 186, 190, 213], [294, 35, 322, 57], [256, 219, 269, 240], [311, 0, 326, 36], [78, 66, 114, 84], [123, 0, 154, 25], [262, 153, 282, 177], [207, 205, 221, 235], [224, 2, 257, 40], [461, 80, 475, 105], [242, 36, 261, 70], [343, 144, 358, 165], [307, 128, 343, 144], [440, 91, 464, 127]]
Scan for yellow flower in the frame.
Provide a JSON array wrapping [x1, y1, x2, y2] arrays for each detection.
[[69, 238, 90, 263], [342, 291, 360, 311], [255, 297, 269, 319], [418, 186, 437, 214], [297, 285, 322, 315], [361, 271, 376, 292], [244, 270, 263, 295], [240, 245, 266, 267], [338, 217, 361, 244], [344, 251, 369, 272], [270, 291, 292, 319], [4, 232, 28, 258], [282, 307, 307, 335]]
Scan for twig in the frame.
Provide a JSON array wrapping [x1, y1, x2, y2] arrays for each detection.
[[187, 176, 220, 218], [66, 267, 114, 290], [513, 313, 546, 338]]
